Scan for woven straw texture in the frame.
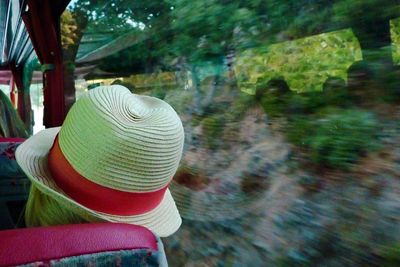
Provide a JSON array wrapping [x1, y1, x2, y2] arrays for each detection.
[[60, 85, 184, 192], [16, 86, 184, 237]]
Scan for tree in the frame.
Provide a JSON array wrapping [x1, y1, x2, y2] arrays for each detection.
[[61, 9, 87, 112], [333, 0, 400, 66], [63, 0, 400, 109], [61, 0, 161, 110]]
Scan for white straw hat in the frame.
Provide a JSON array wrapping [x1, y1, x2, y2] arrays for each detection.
[[16, 85, 184, 237]]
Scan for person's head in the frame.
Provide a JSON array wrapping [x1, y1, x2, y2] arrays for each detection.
[[17, 85, 185, 237]]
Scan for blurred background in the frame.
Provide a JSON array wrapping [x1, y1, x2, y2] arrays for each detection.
[[6, 0, 400, 266]]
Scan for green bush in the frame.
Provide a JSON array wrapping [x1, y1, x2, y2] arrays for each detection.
[[322, 77, 349, 107], [308, 109, 379, 169], [261, 87, 351, 118], [286, 78, 349, 115], [286, 109, 379, 169], [301, 92, 326, 113], [255, 75, 351, 118], [381, 243, 400, 267], [255, 77, 290, 100], [255, 76, 293, 117], [259, 94, 291, 117], [286, 116, 315, 147]]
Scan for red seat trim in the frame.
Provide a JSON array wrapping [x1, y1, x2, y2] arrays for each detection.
[[0, 223, 158, 266], [0, 138, 25, 143]]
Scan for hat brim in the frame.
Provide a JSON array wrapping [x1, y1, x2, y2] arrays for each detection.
[[16, 127, 182, 237]]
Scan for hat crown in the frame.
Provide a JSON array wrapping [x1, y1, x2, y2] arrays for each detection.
[[58, 85, 184, 192]]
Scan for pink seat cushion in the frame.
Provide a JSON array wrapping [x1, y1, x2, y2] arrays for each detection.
[[0, 138, 25, 143], [0, 223, 158, 266]]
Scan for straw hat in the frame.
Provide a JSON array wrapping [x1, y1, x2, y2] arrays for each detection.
[[16, 85, 185, 237]]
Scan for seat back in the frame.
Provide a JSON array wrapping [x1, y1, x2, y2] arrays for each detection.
[[0, 138, 29, 229], [0, 138, 26, 180], [0, 223, 167, 267]]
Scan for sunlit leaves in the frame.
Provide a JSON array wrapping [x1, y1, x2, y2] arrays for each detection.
[[234, 29, 362, 93], [61, 11, 79, 50], [391, 17, 400, 64]]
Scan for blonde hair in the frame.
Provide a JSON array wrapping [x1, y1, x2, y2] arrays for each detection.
[[25, 185, 98, 227]]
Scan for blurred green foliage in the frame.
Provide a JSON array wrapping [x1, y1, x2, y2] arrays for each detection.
[[289, 109, 379, 169], [309, 109, 379, 169], [62, 1, 400, 265], [286, 116, 315, 147], [256, 75, 350, 117], [226, 93, 256, 121], [381, 243, 400, 267], [235, 29, 362, 94], [251, 62, 382, 170], [202, 115, 225, 149], [151, 87, 167, 99], [391, 18, 400, 64], [260, 94, 291, 117]]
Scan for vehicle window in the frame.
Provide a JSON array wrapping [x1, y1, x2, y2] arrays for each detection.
[[61, 1, 400, 266]]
